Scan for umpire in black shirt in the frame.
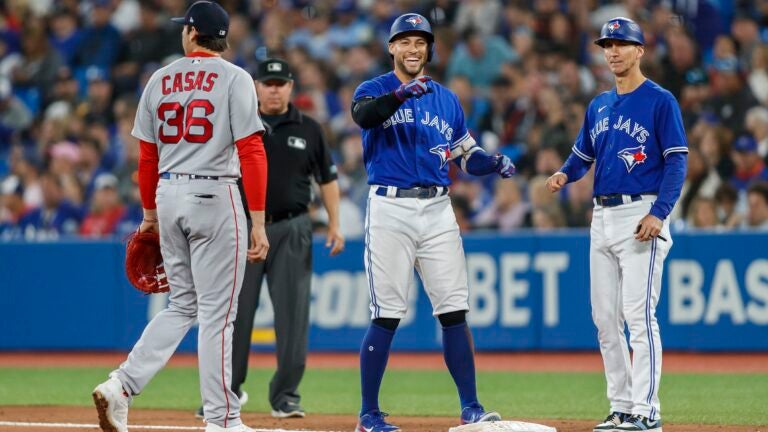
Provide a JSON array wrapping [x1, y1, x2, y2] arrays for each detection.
[[196, 58, 344, 420]]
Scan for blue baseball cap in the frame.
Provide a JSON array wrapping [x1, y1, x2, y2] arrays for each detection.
[[733, 135, 758, 153], [171, 1, 229, 38]]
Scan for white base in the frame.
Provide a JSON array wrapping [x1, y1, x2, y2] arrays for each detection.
[[448, 421, 557, 432]]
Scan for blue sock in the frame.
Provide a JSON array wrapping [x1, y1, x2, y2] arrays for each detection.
[[442, 322, 478, 408], [359, 323, 395, 416]]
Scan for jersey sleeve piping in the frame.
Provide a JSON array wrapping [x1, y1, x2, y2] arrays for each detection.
[[663, 146, 689, 157], [572, 146, 595, 162]]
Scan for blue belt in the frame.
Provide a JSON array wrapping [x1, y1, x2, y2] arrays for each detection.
[[375, 185, 448, 199], [160, 172, 220, 180], [594, 193, 643, 207]]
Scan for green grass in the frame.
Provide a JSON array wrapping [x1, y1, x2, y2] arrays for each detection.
[[0, 367, 766, 425]]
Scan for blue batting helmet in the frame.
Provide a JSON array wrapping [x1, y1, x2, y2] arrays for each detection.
[[388, 13, 434, 62], [594, 17, 645, 47]]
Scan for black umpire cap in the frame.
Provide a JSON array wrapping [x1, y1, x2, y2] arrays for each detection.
[[171, 1, 229, 38], [254, 58, 294, 82]]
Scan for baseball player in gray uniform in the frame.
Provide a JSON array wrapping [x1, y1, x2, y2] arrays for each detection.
[[91, 2, 269, 432]]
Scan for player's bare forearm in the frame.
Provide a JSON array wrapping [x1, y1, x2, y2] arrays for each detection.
[[249, 210, 265, 225], [319, 181, 341, 230], [320, 180, 345, 256], [143, 208, 158, 220], [248, 210, 268, 262], [139, 209, 159, 233]]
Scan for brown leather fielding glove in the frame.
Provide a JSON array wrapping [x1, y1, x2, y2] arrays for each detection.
[[125, 231, 169, 294]]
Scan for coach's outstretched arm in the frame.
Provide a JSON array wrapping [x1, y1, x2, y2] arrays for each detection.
[[351, 76, 432, 129]]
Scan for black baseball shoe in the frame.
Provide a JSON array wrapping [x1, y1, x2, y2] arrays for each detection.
[[271, 400, 305, 418]]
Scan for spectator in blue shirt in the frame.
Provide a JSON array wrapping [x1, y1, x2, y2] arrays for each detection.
[[327, 1, 372, 49], [18, 172, 82, 239], [286, 11, 334, 60], [730, 135, 768, 191], [49, 9, 83, 67], [446, 28, 518, 89], [72, 0, 122, 70]]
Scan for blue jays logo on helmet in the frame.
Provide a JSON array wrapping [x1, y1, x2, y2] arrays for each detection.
[[594, 17, 645, 47], [405, 15, 423, 26], [617, 145, 647, 172], [429, 143, 451, 169], [389, 13, 435, 62]]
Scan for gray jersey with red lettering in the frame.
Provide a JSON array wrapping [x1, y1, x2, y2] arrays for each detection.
[[132, 55, 264, 176], [118, 53, 263, 427]]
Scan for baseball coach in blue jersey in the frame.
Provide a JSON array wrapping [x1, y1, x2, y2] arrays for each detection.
[[349, 12, 515, 432], [547, 17, 687, 432]]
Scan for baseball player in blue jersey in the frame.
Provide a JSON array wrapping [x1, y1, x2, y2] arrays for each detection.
[[350, 13, 514, 432], [546, 18, 687, 432]]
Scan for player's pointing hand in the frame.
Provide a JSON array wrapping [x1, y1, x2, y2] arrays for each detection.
[[394, 76, 432, 101], [546, 172, 568, 193]]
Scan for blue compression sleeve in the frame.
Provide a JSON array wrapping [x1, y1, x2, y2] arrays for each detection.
[[649, 151, 687, 220], [463, 150, 498, 176], [359, 323, 394, 415], [559, 152, 592, 183], [442, 322, 479, 408]]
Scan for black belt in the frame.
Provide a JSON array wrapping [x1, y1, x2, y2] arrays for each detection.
[[265, 209, 307, 224], [594, 193, 644, 207], [160, 172, 221, 180], [375, 185, 448, 199]]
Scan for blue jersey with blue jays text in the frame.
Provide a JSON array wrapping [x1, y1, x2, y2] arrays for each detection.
[[572, 79, 688, 196], [353, 72, 475, 188]]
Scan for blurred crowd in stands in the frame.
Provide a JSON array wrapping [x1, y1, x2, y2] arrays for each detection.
[[1, 0, 768, 241]]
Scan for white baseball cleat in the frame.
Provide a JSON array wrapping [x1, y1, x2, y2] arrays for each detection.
[[92, 372, 132, 432], [204, 423, 255, 432]]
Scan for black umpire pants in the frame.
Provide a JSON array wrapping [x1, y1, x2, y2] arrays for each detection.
[[231, 213, 312, 409]]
